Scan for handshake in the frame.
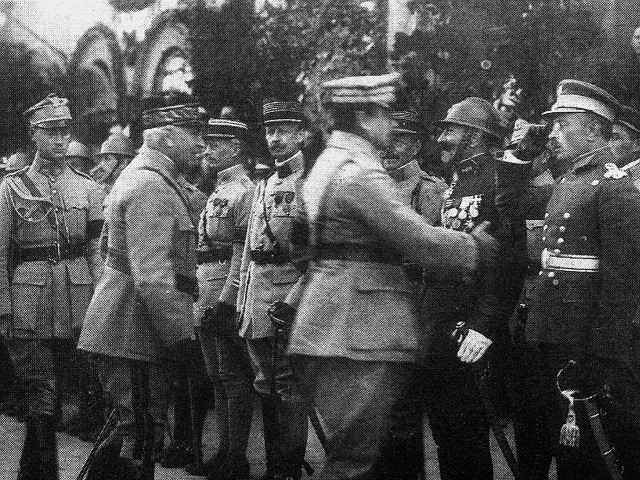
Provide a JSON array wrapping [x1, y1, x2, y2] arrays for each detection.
[[201, 301, 238, 338]]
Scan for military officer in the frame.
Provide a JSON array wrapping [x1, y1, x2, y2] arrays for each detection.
[[416, 97, 523, 480], [375, 109, 447, 480], [66, 140, 93, 174], [0, 94, 105, 480], [610, 105, 640, 191], [78, 102, 207, 480], [237, 100, 309, 480], [90, 133, 135, 194], [502, 80, 640, 480], [190, 117, 256, 479], [287, 73, 498, 480]]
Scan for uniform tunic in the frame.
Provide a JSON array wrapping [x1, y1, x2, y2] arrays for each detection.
[[386, 159, 446, 227], [288, 131, 478, 363], [195, 163, 254, 324], [0, 156, 104, 339], [78, 148, 199, 363], [238, 151, 305, 340]]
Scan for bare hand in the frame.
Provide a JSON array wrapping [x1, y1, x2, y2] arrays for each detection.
[[457, 329, 492, 363]]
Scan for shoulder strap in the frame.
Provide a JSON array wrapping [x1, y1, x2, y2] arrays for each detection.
[[138, 166, 195, 228], [410, 177, 424, 215]]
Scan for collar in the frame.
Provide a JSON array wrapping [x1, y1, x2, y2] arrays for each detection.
[[326, 130, 382, 166], [570, 145, 611, 175], [30, 153, 66, 178], [135, 146, 178, 179], [457, 152, 490, 177], [216, 163, 246, 185], [275, 150, 303, 178], [387, 159, 421, 182]]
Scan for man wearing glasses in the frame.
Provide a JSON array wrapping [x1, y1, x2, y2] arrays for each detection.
[[0, 94, 105, 480]]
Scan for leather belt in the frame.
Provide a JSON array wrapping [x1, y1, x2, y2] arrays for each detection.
[[196, 246, 233, 264], [250, 249, 290, 265], [315, 243, 402, 265], [19, 245, 84, 263], [541, 248, 600, 272]]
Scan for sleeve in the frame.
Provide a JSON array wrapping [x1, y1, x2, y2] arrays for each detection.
[[0, 180, 14, 317], [343, 167, 478, 277], [596, 179, 640, 355], [126, 180, 191, 347], [219, 187, 254, 305], [86, 181, 106, 282], [236, 181, 262, 313]]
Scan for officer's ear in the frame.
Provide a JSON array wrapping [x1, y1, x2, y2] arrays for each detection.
[[230, 138, 242, 157], [29, 126, 38, 142]]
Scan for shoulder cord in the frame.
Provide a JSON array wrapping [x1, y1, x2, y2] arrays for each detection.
[[260, 179, 279, 249], [410, 177, 424, 215]]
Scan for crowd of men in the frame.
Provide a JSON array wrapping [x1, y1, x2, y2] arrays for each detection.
[[0, 69, 639, 480]]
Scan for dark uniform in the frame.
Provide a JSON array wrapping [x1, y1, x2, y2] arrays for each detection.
[[501, 80, 640, 480], [195, 118, 256, 478], [289, 75, 488, 480], [237, 101, 308, 479], [418, 98, 524, 480], [0, 94, 104, 480], [78, 103, 206, 480]]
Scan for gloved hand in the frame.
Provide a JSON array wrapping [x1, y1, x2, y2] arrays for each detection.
[[457, 329, 493, 363], [267, 301, 296, 332], [509, 119, 550, 163]]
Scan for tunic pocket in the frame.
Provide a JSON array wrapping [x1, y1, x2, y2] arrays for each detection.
[[66, 197, 89, 245], [67, 262, 94, 330], [11, 268, 46, 335]]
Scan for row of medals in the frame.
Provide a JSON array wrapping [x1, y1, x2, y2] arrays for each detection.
[[442, 194, 482, 231]]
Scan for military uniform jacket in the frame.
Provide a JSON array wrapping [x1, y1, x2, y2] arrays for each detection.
[[387, 159, 446, 226], [287, 131, 478, 363], [237, 151, 305, 339], [78, 148, 199, 362], [195, 164, 254, 325], [521, 147, 640, 369], [0, 156, 104, 339], [421, 152, 523, 340]]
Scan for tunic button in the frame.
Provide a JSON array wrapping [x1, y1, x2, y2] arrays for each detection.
[[564, 213, 570, 219], [543, 225, 548, 231], [557, 238, 564, 244], [51, 189, 58, 194], [548, 271, 555, 278], [545, 213, 549, 218], [554, 249, 561, 254], [553, 279, 559, 286], [542, 236, 546, 241], [49, 177, 56, 183], [559, 226, 566, 233], [539, 271, 543, 276], [561, 178, 566, 183], [581, 236, 587, 241]]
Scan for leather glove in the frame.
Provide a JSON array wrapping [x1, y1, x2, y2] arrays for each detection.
[[509, 120, 550, 163], [201, 301, 237, 338], [267, 301, 296, 332]]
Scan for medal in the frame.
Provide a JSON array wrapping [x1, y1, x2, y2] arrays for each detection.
[[469, 207, 479, 218], [452, 219, 462, 229], [448, 208, 458, 217], [458, 210, 467, 220]]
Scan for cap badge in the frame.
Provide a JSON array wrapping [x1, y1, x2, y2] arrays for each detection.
[[604, 163, 628, 179]]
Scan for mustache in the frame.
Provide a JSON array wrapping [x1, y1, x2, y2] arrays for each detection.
[[440, 142, 456, 152]]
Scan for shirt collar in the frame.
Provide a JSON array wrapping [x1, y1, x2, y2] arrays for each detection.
[[216, 163, 246, 185], [275, 150, 303, 178], [570, 146, 611, 175], [387, 159, 421, 182], [30, 153, 67, 178], [136, 146, 178, 179]]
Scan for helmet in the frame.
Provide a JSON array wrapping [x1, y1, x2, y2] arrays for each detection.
[[66, 140, 90, 159], [434, 97, 504, 140], [99, 133, 135, 157]]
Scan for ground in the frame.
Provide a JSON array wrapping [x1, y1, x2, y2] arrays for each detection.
[[0, 400, 546, 480]]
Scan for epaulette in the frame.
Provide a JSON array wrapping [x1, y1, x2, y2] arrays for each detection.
[[603, 162, 628, 180], [68, 164, 95, 181]]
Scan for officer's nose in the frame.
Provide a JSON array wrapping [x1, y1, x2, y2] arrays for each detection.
[[437, 131, 447, 144]]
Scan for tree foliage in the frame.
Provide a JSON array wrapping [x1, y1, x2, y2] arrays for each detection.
[[0, 42, 66, 155]]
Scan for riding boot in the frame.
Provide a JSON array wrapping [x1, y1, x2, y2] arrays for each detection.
[[276, 396, 308, 480], [159, 377, 195, 467], [183, 380, 212, 475], [219, 378, 254, 479], [260, 396, 279, 480], [18, 414, 60, 480]]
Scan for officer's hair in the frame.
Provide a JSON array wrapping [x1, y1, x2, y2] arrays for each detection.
[[579, 113, 613, 140], [329, 104, 381, 132]]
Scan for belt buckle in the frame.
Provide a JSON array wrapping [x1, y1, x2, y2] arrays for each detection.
[[47, 245, 60, 264]]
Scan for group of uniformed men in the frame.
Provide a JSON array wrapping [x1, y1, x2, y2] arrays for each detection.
[[0, 69, 639, 480]]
